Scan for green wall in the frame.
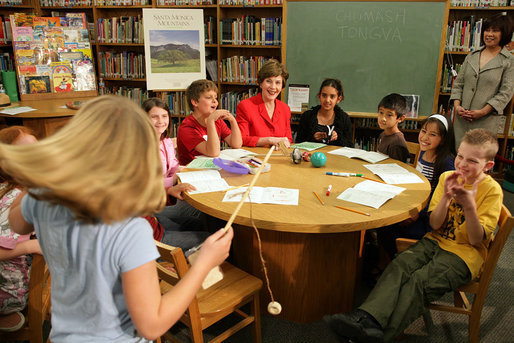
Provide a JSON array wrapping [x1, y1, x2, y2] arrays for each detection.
[[286, 1, 446, 115]]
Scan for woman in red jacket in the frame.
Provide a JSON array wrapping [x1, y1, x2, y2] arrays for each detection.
[[236, 59, 293, 148]]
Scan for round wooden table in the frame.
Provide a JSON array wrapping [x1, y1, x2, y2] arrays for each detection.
[[0, 97, 95, 137], [184, 146, 431, 322]]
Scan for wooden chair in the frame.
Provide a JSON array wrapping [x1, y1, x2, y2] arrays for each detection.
[[396, 204, 514, 343], [155, 240, 263, 343], [405, 141, 420, 167], [0, 253, 51, 343]]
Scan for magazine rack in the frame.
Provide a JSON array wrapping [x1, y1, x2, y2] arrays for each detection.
[[10, 12, 97, 101]]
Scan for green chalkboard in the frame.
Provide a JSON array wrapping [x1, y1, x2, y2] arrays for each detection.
[[286, 1, 446, 116]]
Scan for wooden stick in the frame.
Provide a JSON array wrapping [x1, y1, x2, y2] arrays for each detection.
[[334, 205, 370, 216], [225, 183, 250, 192], [223, 146, 275, 231]]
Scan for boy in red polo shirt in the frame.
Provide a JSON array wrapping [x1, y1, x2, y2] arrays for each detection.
[[177, 80, 242, 165]]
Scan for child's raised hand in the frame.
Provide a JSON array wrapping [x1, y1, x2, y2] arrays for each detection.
[[207, 109, 232, 123], [444, 171, 462, 197], [196, 227, 233, 271], [450, 177, 479, 209], [167, 183, 196, 200]]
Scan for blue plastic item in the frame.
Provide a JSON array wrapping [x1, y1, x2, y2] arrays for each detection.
[[213, 158, 249, 174]]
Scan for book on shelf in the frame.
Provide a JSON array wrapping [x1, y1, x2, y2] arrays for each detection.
[[205, 59, 217, 81], [96, 15, 143, 44], [39, 0, 93, 6], [440, 62, 461, 93], [0, 52, 14, 72], [446, 17, 482, 52], [219, 16, 281, 46], [104, 86, 149, 105], [157, 0, 214, 4], [450, 0, 512, 6], [0, 15, 12, 43], [220, 88, 259, 114], [94, 0, 149, 5], [219, 55, 269, 83], [99, 51, 145, 79], [25, 75, 51, 94], [0, 0, 24, 5]]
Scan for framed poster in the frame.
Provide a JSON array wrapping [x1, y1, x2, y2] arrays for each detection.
[[143, 8, 206, 91]]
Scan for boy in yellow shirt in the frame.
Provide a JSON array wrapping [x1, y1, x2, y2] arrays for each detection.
[[325, 128, 503, 342]]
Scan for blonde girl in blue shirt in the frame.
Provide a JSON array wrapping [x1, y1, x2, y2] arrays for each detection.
[[0, 95, 233, 342]]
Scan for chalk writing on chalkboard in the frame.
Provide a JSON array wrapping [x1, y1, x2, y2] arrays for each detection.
[[336, 9, 406, 42]]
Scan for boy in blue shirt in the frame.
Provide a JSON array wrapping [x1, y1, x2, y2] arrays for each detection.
[[325, 128, 503, 342], [377, 93, 409, 163]]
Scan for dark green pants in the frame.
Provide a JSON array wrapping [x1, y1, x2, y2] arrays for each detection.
[[359, 237, 471, 342]]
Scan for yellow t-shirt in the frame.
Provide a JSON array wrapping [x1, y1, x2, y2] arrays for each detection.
[[427, 171, 502, 279]]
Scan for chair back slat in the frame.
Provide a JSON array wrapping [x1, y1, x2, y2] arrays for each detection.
[[154, 240, 202, 325], [478, 205, 514, 289], [405, 141, 420, 167]]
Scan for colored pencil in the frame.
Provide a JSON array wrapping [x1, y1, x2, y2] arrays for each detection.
[[334, 205, 370, 216], [313, 191, 325, 205], [361, 176, 386, 184]]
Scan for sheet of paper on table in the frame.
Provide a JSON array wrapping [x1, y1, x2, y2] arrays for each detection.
[[223, 187, 299, 206], [363, 163, 424, 184], [177, 170, 229, 194], [291, 142, 327, 151], [337, 180, 406, 209], [0, 106, 37, 115], [186, 158, 220, 169], [219, 148, 257, 160], [328, 147, 388, 163]]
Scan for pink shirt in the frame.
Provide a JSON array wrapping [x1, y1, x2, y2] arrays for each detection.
[[236, 93, 293, 147], [160, 138, 180, 190], [177, 115, 232, 165]]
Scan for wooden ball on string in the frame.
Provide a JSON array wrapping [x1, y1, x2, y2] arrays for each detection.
[[267, 301, 282, 315]]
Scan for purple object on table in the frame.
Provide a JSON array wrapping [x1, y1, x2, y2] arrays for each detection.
[[213, 158, 249, 174]]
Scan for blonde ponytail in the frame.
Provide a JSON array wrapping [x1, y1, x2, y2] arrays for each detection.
[[0, 95, 166, 223]]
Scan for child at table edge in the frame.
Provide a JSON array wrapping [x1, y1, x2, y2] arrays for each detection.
[[377, 114, 456, 259], [177, 79, 242, 165], [325, 128, 503, 342], [377, 93, 409, 163], [0, 126, 41, 332]]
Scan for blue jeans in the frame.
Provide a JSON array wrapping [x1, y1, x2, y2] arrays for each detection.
[[155, 200, 209, 251]]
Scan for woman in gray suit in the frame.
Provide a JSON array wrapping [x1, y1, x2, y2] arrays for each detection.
[[451, 13, 514, 149]]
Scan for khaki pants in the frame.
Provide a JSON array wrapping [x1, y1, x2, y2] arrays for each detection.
[[359, 238, 471, 342]]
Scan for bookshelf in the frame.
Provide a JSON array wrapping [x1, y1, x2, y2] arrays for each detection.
[[0, 0, 35, 79], [434, 1, 514, 171]]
